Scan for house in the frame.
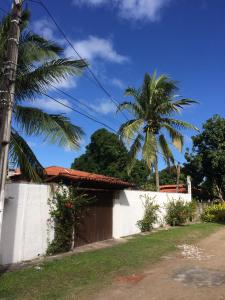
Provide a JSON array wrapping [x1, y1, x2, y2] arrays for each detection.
[[0, 166, 192, 266]]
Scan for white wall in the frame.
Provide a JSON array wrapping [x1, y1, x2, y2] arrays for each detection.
[[113, 190, 191, 238], [0, 183, 54, 265]]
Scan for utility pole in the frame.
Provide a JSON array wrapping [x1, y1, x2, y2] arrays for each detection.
[[0, 0, 22, 241]]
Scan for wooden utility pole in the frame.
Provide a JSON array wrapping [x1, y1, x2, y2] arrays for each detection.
[[0, 0, 22, 240]]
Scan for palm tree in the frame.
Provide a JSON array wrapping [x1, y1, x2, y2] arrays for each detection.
[[118, 72, 198, 191], [0, 10, 87, 181]]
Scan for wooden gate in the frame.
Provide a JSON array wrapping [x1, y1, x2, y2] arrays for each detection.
[[74, 191, 113, 247]]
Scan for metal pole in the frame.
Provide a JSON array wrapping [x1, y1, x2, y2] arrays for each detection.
[[0, 0, 22, 241]]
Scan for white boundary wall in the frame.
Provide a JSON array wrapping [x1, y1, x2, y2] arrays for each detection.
[[0, 183, 54, 265], [113, 190, 191, 238], [0, 183, 191, 265]]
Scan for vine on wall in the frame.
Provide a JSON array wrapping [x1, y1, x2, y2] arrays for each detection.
[[47, 184, 94, 255]]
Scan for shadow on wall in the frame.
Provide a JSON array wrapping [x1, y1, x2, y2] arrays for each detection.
[[0, 184, 19, 266]]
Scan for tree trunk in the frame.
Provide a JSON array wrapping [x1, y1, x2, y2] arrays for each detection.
[[155, 155, 160, 192], [176, 162, 181, 193]]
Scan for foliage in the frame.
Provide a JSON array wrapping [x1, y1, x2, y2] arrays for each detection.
[[47, 185, 93, 255], [201, 203, 225, 223], [137, 196, 159, 231], [118, 71, 198, 190], [0, 10, 87, 181], [165, 199, 195, 226], [71, 128, 149, 188], [0, 224, 221, 300], [142, 166, 186, 190], [184, 115, 225, 201]]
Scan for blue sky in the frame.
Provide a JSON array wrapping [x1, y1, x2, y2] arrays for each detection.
[[3, 0, 225, 170]]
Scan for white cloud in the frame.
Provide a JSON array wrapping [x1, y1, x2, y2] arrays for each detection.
[[52, 77, 78, 90], [111, 78, 125, 89], [73, 0, 171, 21], [65, 36, 128, 64], [34, 98, 72, 114], [33, 19, 56, 41], [88, 99, 116, 115]]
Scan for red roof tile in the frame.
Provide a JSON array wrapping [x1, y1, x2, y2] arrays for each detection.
[[46, 166, 133, 187], [160, 184, 187, 193]]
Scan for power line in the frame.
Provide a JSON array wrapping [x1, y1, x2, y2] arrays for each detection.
[[27, 0, 129, 121], [0, 3, 182, 164], [40, 92, 182, 163], [41, 92, 118, 133]]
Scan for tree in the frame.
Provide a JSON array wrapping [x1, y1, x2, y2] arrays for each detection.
[[71, 129, 149, 188], [0, 10, 87, 181], [184, 115, 225, 201], [118, 72, 198, 191], [143, 166, 186, 191]]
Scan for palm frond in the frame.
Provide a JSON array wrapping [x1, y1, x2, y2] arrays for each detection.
[[158, 134, 174, 167], [117, 101, 143, 117], [127, 133, 143, 174], [16, 58, 87, 101], [162, 118, 199, 131], [118, 119, 144, 141], [163, 123, 184, 151], [15, 106, 84, 149], [142, 129, 156, 169], [9, 129, 45, 182]]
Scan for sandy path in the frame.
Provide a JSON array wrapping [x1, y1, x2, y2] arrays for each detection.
[[90, 227, 225, 300]]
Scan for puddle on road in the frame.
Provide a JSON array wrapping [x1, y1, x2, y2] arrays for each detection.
[[173, 267, 225, 287]]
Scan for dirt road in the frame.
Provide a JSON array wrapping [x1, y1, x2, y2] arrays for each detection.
[[90, 226, 225, 300]]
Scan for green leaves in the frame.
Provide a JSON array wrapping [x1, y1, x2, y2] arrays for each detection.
[[15, 106, 84, 150], [0, 9, 87, 181], [9, 130, 45, 182], [16, 58, 87, 101], [118, 71, 198, 175]]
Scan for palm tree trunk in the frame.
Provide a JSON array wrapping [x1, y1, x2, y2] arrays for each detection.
[[155, 155, 160, 192]]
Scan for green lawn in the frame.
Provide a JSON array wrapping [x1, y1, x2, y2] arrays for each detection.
[[0, 223, 222, 300]]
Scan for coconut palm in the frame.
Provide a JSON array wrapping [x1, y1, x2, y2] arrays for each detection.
[[0, 10, 87, 181], [118, 72, 198, 191]]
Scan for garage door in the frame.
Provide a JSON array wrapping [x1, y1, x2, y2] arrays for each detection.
[[74, 191, 113, 247]]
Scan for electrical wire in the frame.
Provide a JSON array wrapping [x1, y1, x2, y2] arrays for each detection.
[[27, 0, 130, 121]]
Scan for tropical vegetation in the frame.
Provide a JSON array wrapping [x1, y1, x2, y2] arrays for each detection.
[[71, 128, 149, 187], [0, 10, 86, 181], [201, 203, 225, 223], [165, 199, 196, 226], [184, 115, 225, 201], [118, 72, 198, 191]]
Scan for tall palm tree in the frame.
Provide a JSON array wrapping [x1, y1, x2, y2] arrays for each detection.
[[0, 10, 87, 181], [118, 72, 198, 191]]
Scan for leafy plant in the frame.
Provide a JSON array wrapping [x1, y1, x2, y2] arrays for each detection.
[[137, 196, 159, 232], [201, 203, 225, 223], [47, 184, 94, 255], [165, 199, 195, 226]]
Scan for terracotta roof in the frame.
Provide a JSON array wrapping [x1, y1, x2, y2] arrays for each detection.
[[9, 166, 133, 187], [160, 184, 187, 193]]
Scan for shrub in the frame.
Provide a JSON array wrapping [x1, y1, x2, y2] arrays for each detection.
[[137, 196, 159, 232], [47, 185, 94, 255], [201, 203, 225, 223], [165, 199, 195, 226]]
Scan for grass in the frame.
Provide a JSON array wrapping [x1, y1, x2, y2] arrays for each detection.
[[0, 223, 223, 300]]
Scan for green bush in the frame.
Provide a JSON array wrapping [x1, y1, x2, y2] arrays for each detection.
[[201, 203, 225, 223], [165, 199, 195, 226], [137, 196, 159, 232]]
